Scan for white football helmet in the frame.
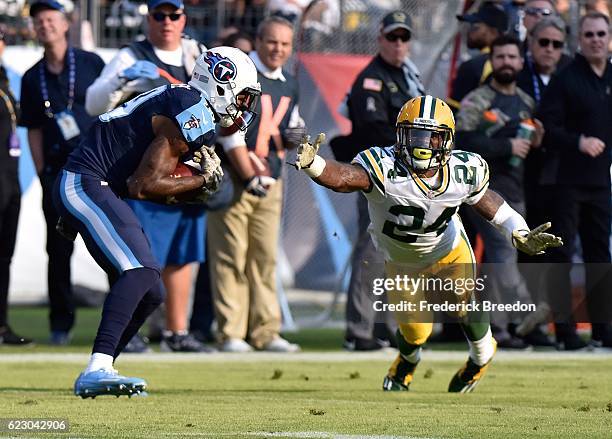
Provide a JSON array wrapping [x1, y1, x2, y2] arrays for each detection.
[[189, 46, 261, 131]]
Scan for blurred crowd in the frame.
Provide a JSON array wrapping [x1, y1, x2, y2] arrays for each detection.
[[1, 0, 612, 354]]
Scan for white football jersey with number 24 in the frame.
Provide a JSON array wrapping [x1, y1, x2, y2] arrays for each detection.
[[352, 146, 489, 264]]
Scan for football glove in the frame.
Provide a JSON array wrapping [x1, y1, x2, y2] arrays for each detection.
[[512, 222, 563, 256], [193, 146, 223, 196], [244, 175, 276, 197], [120, 61, 160, 82], [295, 132, 325, 170]]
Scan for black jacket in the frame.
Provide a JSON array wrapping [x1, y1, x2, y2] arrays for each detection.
[[449, 53, 491, 110], [331, 55, 422, 162], [537, 53, 612, 187], [516, 53, 572, 105], [0, 66, 18, 174], [516, 52, 571, 187]]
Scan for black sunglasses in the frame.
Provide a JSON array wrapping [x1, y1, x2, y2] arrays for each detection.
[[151, 11, 183, 22], [538, 38, 564, 49], [384, 32, 411, 42], [525, 7, 553, 17], [583, 30, 607, 38]]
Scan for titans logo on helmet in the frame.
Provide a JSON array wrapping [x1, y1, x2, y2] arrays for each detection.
[[203, 52, 237, 84]]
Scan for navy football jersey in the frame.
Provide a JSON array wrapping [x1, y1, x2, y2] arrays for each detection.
[[65, 84, 216, 196]]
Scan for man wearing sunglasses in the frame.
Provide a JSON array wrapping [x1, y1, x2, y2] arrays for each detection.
[[515, 16, 568, 348], [86, 0, 205, 115], [85, 0, 213, 354], [538, 12, 612, 350], [522, 0, 556, 38], [328, 11, 424, 351]]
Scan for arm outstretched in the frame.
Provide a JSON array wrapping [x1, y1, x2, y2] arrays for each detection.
[[291, 133, 372, 193]]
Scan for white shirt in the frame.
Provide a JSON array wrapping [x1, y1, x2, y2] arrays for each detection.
[[249, 51, 286, 82], [85, 37, 205, 116]]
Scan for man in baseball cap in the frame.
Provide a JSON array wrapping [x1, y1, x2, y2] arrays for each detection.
[[457, 2, 509, 38], [380, 10, 413, 37], [147, 0, 184, 10], [29, 0, 66, 16], [447, 2, 509, 109]]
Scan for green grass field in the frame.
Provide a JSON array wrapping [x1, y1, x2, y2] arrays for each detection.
[[1, 308, 612, 438]]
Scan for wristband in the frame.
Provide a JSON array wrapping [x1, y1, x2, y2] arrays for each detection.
[[489, 201, 529, 241], [304, 155, 326, 178]]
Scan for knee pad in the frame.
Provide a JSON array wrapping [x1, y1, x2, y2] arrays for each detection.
[[121, 266, 160, 292], [398, 323, 433, 346], [144, 279, 165, 306]]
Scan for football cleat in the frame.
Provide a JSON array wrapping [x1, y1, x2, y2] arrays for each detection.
[[74, 368, 147, 399], [382, 355, 419, 391], [448, 339, 497, 393]]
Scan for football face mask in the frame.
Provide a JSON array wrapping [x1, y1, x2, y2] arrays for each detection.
[[219, 86, 261, 132], [397, 126, 453, 172]]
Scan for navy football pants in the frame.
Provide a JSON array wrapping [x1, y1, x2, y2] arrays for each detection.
[[54, 170, 164, 358]]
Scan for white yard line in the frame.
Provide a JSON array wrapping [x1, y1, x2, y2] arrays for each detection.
[[0, 349, 611, 363]]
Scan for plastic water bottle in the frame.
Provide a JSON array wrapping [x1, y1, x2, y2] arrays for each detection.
[[479, 110, 504, 137], [509, 119, 536, 167]]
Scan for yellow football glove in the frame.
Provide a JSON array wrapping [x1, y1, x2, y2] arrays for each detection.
[[295, 133, 325, 170], [512, 222, 563, 256]]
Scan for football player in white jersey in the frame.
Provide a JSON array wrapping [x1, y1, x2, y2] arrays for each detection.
[[292, 95, 561, 392]]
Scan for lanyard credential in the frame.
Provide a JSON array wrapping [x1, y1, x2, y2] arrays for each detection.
[[0, 88, 16, 132], [39, 47, 76, 118], [526, 54, 541, 104]]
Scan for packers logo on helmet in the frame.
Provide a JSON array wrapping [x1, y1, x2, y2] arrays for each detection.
[[395, 95, 455, 173]]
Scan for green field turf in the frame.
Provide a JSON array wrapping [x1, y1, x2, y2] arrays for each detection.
[[1, 355, 612, 438], [0, 307, 466, 353], [2, 307, 611, 438]]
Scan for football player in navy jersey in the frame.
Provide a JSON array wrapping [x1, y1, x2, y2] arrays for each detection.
[[53, 46, 261, 398]]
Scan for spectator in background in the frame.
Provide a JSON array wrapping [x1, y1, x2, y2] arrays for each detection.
[[514, 16, 567, 346], [85, 0, 212, 353], [449, 2, 508, 111], [189, 27, 255, 344], [222, 30, 254, 53], [518, 16, 568, 102], [266, 0, 309, 24], [330, 11, 423, 350], [0, 27, 32, 346], [537, 12, 612, 350], [19, 0, 105, 345], [208, 16, 303, 353], [456, 34, 544, 349], [442, 2, 507, 343], [521, 0, 557, 42]]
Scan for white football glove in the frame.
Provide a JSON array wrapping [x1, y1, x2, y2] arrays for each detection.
[[512, 222, 563, 256], [295, 133, 325, 170], [193, 146, 223, 195]]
